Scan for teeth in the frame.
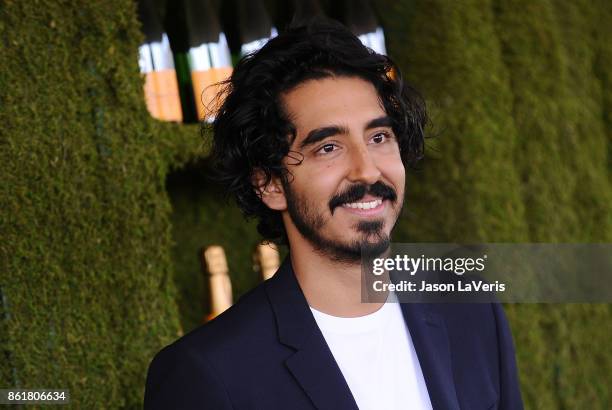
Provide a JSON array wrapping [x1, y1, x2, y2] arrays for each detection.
[[342, 199, 383, 209]]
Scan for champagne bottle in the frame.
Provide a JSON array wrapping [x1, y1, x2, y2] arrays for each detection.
[[254, 242, 280, 281], [183, 0, 232, 122], [201, 245, 233, 321], [338, 0, 387, 55], [235, 0, 277, 57], [137, 0, 183, 121]]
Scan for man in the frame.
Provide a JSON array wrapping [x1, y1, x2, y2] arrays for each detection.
[[145, 19, 523, 410]]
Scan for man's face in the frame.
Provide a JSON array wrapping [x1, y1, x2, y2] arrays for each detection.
[[279, 76, 405, 263]]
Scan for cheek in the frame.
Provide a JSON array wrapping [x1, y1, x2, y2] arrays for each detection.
[[295, 160, 346, 193], [380, 156, 405, 191]]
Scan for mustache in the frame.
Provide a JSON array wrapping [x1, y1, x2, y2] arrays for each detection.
[[328, 181, 398, 214]]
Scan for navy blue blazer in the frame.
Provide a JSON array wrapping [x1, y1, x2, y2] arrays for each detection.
[[145, 257, 523, 409]]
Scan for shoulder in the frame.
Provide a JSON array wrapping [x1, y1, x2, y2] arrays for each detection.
[[144, 281, 284, 408], [150, 280, 277, 366]]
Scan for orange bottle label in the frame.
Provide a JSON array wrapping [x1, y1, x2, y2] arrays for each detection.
[[192, 67, 233, 121], [143, 69, 183, 122], [144, 72, 161, 119]]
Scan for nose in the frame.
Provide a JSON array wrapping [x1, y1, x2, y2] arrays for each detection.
[[346, 144, 382, 185]]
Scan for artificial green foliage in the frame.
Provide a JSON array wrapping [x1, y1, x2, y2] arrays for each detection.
[[490, 1, 612, 407], [594, 0, 612, 175], [0, 1, 200, 407], [550, 0, 612, 243], [0, 0, 610, 409], [492, 0, 580, 243]]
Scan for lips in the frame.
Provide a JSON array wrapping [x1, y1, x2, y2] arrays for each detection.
[[329, 181, 397, 214]]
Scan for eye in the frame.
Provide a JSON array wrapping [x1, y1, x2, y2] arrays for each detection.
[[316, 143, 339, 155], [370, 131, 391, 144]]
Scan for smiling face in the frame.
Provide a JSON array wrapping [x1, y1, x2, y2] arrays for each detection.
[[263, 76, 406, 263]]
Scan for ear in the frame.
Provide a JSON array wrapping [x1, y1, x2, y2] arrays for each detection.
[[252, 168, 287, 211]]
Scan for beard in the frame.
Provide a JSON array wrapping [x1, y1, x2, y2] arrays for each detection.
[[283, 180, 401, 264]]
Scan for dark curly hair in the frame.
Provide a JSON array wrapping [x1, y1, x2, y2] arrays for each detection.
[[209, 18, 427, 244]]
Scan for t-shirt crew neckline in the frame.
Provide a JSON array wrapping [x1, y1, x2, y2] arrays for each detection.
[[309, 292, 397, 334]]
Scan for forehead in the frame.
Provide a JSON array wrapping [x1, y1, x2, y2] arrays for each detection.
[[281, 76, 386, 137]]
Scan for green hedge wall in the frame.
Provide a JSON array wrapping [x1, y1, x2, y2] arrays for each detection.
[[0, 1, 202, 407], [1, 0, 610, 408]]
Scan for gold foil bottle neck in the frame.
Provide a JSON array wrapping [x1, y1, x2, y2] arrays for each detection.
[[255, 242, 280, 280]]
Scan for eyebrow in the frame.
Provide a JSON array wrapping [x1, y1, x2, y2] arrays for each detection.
[[366, 116, 393, 129], [298, 115, 393, 150]]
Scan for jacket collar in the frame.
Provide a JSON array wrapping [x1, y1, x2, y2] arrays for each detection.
[[264, 255, 460, 410], [264, 256, 359, 410]]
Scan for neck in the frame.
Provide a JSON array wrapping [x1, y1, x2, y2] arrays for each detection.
[[288, 238, 387, 318]]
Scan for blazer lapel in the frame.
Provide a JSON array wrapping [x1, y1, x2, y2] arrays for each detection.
[[284, 336, 359, 410], [400, 303, 461, 410], [265, 256, 359, 410]]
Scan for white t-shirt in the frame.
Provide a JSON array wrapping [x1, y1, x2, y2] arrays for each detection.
[[310, 293, 432, 410]]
